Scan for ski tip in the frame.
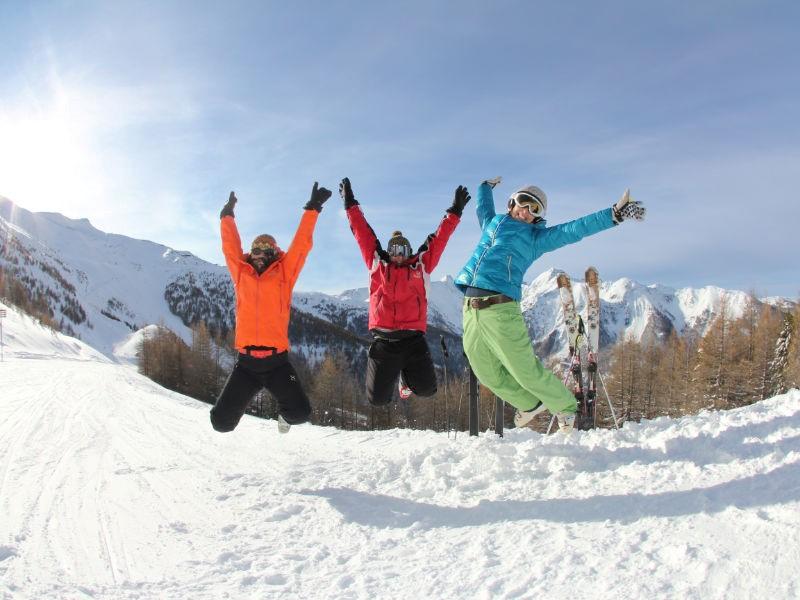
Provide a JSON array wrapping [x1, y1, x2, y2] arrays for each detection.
[[556, 272, 571, 287], [585, 266, 599, 284]]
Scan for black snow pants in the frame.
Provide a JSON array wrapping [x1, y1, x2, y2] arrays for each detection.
[[210, 351, 311, 432], [366, 334, 437, 406]]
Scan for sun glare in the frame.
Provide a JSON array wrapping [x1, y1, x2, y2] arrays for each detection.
[[0, 96, 103, 215]]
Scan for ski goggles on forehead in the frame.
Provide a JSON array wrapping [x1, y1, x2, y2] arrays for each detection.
[[250, 242, 277, 257], [511, 192, 545, 216], [387, 243, 411, 258]]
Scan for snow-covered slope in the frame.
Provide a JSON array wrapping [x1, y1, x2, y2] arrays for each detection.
[[0, 300, 108, 363], [1, 307, 799, 599], [1, 197, 233, 357]]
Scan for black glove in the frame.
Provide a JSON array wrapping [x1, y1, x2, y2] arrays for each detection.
[[304, 181, 332, 212], [446, 185, 471, 217], [220, 191, 237, 219], [339, 177, 359, 209]]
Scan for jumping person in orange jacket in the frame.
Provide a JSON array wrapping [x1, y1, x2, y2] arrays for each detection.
[[210, 183, 331, 434]]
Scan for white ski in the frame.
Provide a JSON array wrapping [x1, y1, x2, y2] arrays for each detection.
[[556, 272, 583, 352], [584, 267, 600, 354]]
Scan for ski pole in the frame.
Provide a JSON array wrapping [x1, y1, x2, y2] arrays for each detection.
[[454, 364, 467, 441], [597, 371, 621, 429]]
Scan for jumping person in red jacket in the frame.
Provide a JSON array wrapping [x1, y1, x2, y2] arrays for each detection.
[[341, 177, 470, 405]]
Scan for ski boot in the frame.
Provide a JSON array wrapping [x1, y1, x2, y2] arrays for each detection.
[[277, 414, 291, 434], [398, 375, 413, 400], [556, 412, 576, 434], [513, 401, 546, 427]]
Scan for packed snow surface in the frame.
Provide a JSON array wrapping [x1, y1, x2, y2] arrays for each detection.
[[1, 311, 799, 598]]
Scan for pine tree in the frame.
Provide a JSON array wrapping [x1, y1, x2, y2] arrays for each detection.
[[745, 305, 782, 402], [188, 322, 217, 402], [641, 342, 661, 419], [606, 334, 642, 422], [787, 304, 800, 389], [656, 332, 690, 417], [768, 313, 793, 397], [310, 352, 358, 427], [695, 295, 733, 409]]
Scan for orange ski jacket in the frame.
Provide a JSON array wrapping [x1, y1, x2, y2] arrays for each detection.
[[221, 211, 318, 352]]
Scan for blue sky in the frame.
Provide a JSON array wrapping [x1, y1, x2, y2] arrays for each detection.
[[1, 1, 798, 297]]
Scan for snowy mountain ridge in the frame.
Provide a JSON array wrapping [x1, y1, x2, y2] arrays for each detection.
[[519, 268, 772, 359], [1, 197, 793, 364], [1, 296, 799, 599]]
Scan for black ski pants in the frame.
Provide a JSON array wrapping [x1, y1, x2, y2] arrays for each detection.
[[210, 351, 311, 432], [366, 334, 437, 406]]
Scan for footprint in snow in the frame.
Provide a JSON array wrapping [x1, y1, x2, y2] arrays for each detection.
[[0, 546, 18, 561], [263, 505, 304, 522], [168, 522, 189, 534]]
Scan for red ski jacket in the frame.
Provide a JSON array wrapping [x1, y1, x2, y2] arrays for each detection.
[[221, 211, 318, 352], [346, 205, 460, 333]]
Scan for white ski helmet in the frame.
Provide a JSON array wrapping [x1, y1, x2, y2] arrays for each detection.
[[507, 185, 547, 218]]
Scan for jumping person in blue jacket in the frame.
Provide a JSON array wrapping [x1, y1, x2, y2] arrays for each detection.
[[454, 177, 645, 432]]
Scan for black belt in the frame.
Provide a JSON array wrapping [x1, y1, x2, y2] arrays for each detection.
[[466, 294, 515, 310]]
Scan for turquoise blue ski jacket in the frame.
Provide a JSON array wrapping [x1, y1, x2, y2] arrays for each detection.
[[454, 182, 616, 301]]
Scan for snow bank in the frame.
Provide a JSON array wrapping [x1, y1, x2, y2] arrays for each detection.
[[1, 348, 799, 599], [2, 298, 799, 599]]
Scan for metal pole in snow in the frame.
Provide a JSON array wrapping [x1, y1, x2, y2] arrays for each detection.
[[0, 308, 6, 362], [494, 396, 504, 437], [440, 336, 450, 438], [598, 371, 621, 429], [468, 366, 479, 437]]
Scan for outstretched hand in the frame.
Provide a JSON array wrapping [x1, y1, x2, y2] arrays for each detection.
[[220, 191, 237, 219], [339, 177, 359, 209], [304, 182, 332, 213], [612, 189, 646, 224], [483, 176, 502, 189], [447, 185, 471, 217]]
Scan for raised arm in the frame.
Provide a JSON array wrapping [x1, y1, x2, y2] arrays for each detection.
[[536, 208, 616, 254], [419, 185, 470, 273], [341, 177, 381, 268], [476, 177, 501, 230], [536, 189, 646, 254], [282, 182, 330, 285], [220, 192, 244, 281]]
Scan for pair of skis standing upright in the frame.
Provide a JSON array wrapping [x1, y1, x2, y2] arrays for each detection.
[[556, 267, 604, 431]]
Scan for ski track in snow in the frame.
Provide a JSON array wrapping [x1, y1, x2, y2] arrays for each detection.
[[1, 357, 799, 599]]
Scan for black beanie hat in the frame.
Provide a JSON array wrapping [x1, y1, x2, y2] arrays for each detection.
[[387, 230, 412, 257]]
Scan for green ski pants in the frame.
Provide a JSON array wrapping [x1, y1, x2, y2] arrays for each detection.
[[462, 299, 577, 414]]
